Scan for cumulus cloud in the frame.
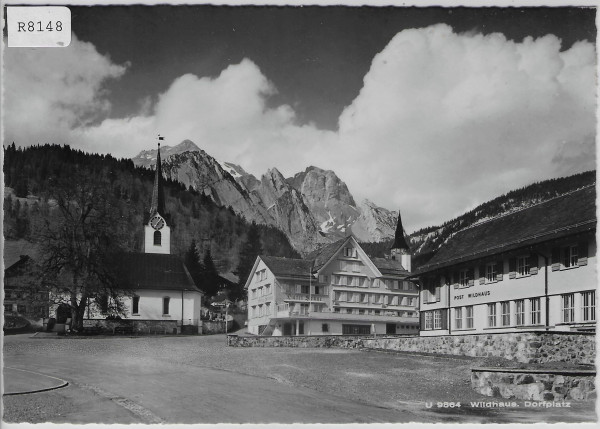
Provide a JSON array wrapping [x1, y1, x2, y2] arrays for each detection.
[[3, 34, 127, 147], [3, 24, 596, 231]]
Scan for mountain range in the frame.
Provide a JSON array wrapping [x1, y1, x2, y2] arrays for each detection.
[[132, 140, 399, 253]]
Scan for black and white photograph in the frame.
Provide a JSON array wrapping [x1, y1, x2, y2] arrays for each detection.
[[1, 0, 597, 426]]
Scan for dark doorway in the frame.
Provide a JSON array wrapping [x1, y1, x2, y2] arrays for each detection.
[[386, 323, 396, 334], [283, 322, 292, 336]]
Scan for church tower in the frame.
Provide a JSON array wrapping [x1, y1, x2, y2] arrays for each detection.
[[144, 140, 171, 254], [391, 211, 411, 272]]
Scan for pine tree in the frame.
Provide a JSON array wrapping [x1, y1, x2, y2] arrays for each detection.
[[202, 248, 220, 297], [184, 240, 205, 292], [234, 222, 262, 300]]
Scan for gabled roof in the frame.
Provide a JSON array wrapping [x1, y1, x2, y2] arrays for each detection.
[[417, 185, 596, 273], [121, 253, 202, 293], [260, 256, 313, 279], [305, 237, 350, 271], [372, 257, 408, 276]]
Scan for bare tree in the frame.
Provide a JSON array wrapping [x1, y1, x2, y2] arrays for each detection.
[[35, 167, 133, 331]]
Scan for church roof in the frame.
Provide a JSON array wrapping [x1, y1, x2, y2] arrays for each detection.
[[416, 185, 596, 274], [391, 211, 410, 251], [121, 253, 202, 293], [149, 143, 166, 218]]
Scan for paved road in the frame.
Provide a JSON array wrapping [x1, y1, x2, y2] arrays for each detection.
[[3, 334, 596, 424]]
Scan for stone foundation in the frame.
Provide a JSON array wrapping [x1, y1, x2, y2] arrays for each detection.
[[202, 320, 232, 335], [227, 331, 595, 365], [472, 368, 596, 401]]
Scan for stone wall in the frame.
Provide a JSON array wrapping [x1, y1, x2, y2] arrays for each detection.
[[227, 331, 595, 364], [472, 369, 596, 401], [83, 319, 179, 335]]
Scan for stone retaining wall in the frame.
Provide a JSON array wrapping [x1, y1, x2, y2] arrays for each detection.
[[472, 369, 596, 401], [202, 320, 232, 335], [228, 331, 595, 364]]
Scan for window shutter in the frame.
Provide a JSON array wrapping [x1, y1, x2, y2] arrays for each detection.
[[509, 258, 517, 279], [434, 286, 441, 302], [441, 309, 448, 330], [452, 271, 457, 285], [479, 263, 486, 284], [578, 241, 588, 266], [419, 311, 425, 330], [467, 268, 474, 287], [530, 255, 538, 275], [296, 284, 301, 293], [496, 259, 504, 281], [551, 247, 561, 271]]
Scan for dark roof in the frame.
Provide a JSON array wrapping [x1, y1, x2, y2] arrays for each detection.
[[121, 253, 201, 293], [260, 256, 313, 279], [391, 211, 410, 251], [304, 237, 349, 271], [150, 143, 166, 218], [372, 257, 408, 276], [4, 240, 41, 268], [417, 186, 596, 273]]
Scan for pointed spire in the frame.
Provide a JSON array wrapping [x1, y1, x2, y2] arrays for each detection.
[[391, 210, 410, 252], [150, 138, 166, 217]]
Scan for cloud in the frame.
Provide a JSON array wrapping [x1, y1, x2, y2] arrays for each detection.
[[3, 24, 596, 231], [3, 34, 127, 147]]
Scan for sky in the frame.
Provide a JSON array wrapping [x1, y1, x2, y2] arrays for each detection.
[[2, 5, 597, 232]]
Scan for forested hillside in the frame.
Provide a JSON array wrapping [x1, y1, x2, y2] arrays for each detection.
[[360, 170, 596, 267], [3, 144, 300, 296]]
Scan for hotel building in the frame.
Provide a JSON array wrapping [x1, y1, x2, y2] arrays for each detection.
[[245, 215, 420, 336]]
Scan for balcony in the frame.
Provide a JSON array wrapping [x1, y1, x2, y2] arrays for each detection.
[[284, 294, 324, 302]]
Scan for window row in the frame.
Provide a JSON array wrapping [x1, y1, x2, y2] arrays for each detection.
[[286, 284, 328, 295], [339, 260, 362, 273], [334, 291, 416, 307], [250, 284, 272, 299], [250, 302, 272, 318], [422, 309, 448, 330], [254, 269, 268, 282], [562, 291, 595, 323], [334, 307, 416, 317], [485, 298, 541, 328]]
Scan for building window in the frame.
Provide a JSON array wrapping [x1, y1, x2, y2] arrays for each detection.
[[258, 305, 264, 317], [163, 297, 170, 315], [346, 308, 353, 314], [300, 303, 309, 315], [517, 256, 530, 276], [501, 301, 511, 326], [322, 323, 329, 333], [300, 285, 309, 294], [265, 302, 271, 315], [488, 303, 497, 327], [425, 312, 433, 330], [465, 306, 474, 329], [582, 291, 596, 322], [334, 307, 340, 313], [358, 309, 365, 315], [17, 304, 27, 314], [562, 294, 575, 323], [515, 300, 525, 326], [563, 245, 578, 268], [433, 310, 442, 329], [265, 284, 271, 295], [251, 289, 256, 299], [154, 231, 162, 246], [459, 270, 469, 287], [342, 324, 370, 335], [486, 263, 497, 282], [530, 298, 541, 325], [132, 296, 140, 315], [455, 307, 463, 329], [4, 303, 13, 313], [343, 247, 356, 258]]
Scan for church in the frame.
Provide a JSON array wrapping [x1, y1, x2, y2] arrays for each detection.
[[84, 141, 204, 334]]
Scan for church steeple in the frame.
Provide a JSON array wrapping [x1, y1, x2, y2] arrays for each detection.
[[391, 210, 411, 272], [144, 136, 171, 255], [150, 141, 166, 218]]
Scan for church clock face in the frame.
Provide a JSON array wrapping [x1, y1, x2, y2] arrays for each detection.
[[150, 215, 165, 230]]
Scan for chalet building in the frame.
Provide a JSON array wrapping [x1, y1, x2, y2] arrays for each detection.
[[245, 215, 419, 336], [414, 186, 596, 336], [4, 254, 49, 322], [85, 142, 204, 333]]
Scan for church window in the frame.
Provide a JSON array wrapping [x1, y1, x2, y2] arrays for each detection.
[[163, 297, 170, 315], [132, 296, 140, 315], [154, 231, 162, 246]]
